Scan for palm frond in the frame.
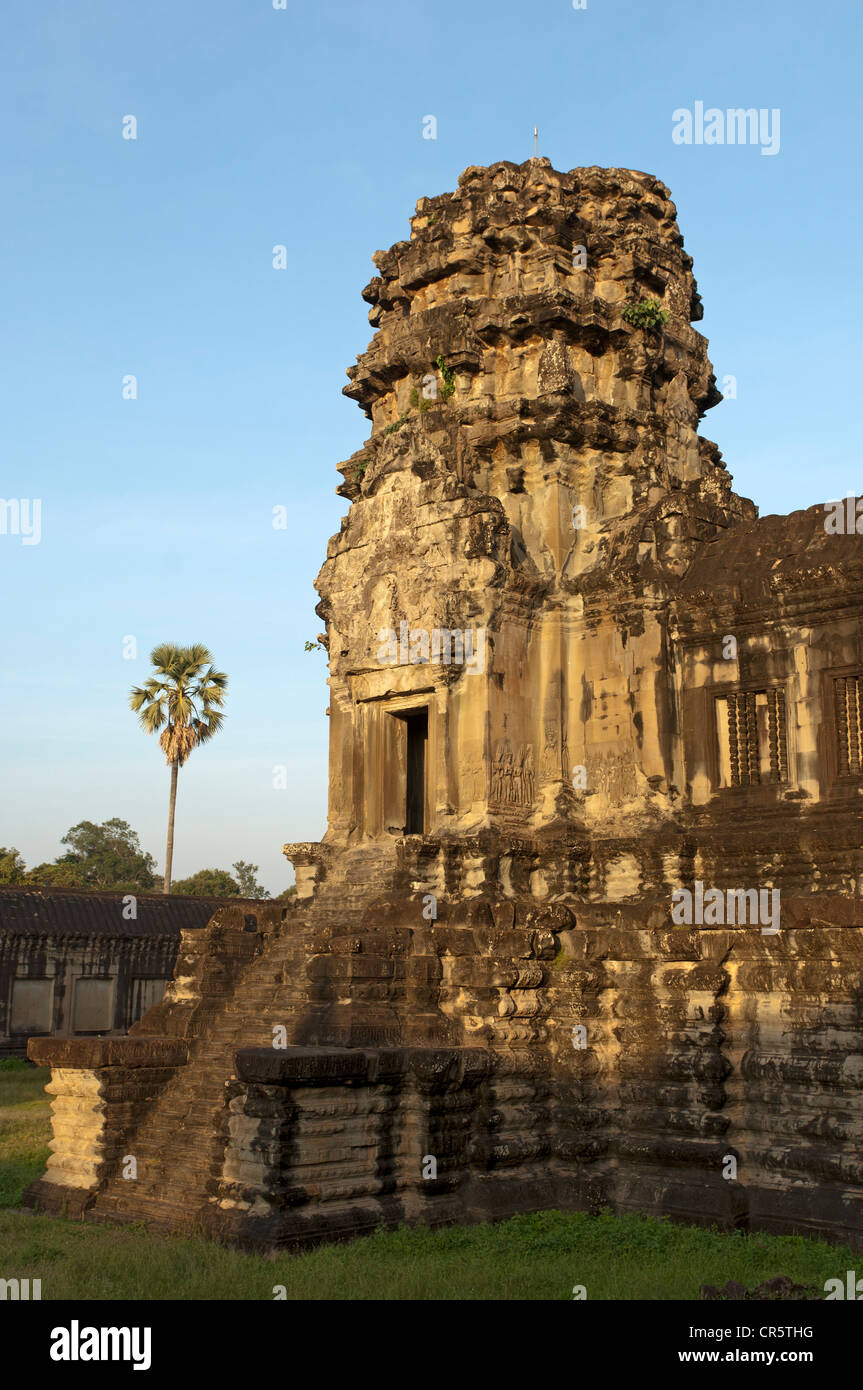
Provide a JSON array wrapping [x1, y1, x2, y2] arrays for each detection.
[[183, 644, 214, 667], [134, 643, 227, 764], [150, 643, 182, 674], [196, 710, 226, 742]]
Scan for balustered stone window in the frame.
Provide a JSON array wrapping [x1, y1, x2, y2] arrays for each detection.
[[715, 689, 788, 787], [128, 977, 167, 1029], [72, 977, 114, 1034], [835, 673, 863, 777], [10, 978, 53, 1035]]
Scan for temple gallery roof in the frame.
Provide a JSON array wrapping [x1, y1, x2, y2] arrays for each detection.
[[0, 887, 256, 938], [679, 504, 863, 604]]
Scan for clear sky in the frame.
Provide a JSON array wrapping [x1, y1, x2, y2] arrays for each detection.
[[1, 0, 860, 894]]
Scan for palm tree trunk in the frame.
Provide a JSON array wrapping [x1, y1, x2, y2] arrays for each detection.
[[163, 760, 179, 893]]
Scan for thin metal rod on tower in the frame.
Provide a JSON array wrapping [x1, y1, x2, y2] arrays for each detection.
[[534, 125, 538, 158]]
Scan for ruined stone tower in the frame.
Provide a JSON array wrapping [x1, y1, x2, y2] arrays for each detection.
[[319, 158, 752, 857], [28, 161, 863, 1250]]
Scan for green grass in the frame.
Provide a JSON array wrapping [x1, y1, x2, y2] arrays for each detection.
[[0, 1058, 51, 1208], [0, 1206, 849, 1301], [0, 1060, 851, 1300]]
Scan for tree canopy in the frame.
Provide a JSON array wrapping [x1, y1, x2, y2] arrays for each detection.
[[2, 829, 283, 899], [171, 862, 270, 898], [56, 818, 158, 889], [0, 848, 27, 884], [231, 860, 269, 899], [5, 820, 158, 891], [171, 867, 241, 897]]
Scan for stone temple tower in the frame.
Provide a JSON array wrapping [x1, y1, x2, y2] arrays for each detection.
[[307, 156, 859, 905], [27, 161, 863, 1252], [319, 156, 754, 856]]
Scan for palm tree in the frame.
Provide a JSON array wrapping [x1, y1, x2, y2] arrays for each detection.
[[129, 644, 228, 893]]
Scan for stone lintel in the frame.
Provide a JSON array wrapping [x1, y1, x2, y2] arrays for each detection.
[[27, 1036, 189, 1069]]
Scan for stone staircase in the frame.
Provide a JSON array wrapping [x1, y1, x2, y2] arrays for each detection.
[[88, 841, 406, 1233]]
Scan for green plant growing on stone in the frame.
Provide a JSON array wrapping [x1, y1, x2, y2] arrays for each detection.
[[304, 640, 323, 651], [409, 388, 432, 413], [434, 354, 456, 400], [383, 412, 412, 436], [622, 298, 669, 332]]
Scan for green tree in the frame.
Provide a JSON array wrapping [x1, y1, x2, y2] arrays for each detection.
[[232, 860, 270, 899], [23, 820, 156, 890], [0, 848, 27, 884], [172, 867, 240, 897], [130, 644, 228, 894], [25, 860, 88, 889], [56, 818, 157, 889]]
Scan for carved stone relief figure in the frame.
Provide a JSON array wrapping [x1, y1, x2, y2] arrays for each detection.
[[540, 720, 569, 781], [491, 740, 535, 807]]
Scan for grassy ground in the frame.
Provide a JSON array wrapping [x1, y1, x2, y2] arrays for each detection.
[[0, 1058, 851, 1300], [0, 1057, 51, 1207]]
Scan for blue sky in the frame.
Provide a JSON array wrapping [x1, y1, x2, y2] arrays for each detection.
[[1, 0, 860, 893]]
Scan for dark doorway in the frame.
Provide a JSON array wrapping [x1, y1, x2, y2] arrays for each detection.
[[404, 709, 427, 834]]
